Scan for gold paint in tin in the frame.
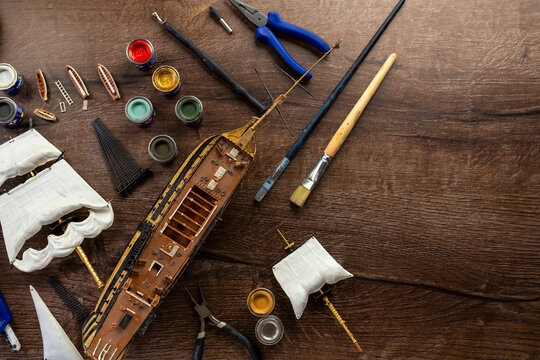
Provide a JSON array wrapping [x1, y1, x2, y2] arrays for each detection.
[[152, 65, 180, 93]]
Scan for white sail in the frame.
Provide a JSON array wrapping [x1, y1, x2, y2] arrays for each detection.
[[272, 236, 353, 319], [0, 159, 114, 272], [30, 285, 84, 360], [0, 129, 62, 186]]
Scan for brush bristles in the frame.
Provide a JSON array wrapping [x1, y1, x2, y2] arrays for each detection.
[[290, 184, 311, 207]]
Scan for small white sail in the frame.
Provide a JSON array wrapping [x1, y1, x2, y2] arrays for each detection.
[[30, 285, 84, 360], [272, 236, 353, 319], [0, 129, 62, 186], [0, 159, 114, 272]]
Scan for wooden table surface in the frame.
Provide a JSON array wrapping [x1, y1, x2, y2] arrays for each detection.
[[0, 0, 539, 359]]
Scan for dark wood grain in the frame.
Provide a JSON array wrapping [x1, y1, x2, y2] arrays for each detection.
[[0, 0, 539, 359]]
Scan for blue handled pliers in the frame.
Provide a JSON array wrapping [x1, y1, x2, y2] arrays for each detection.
[[229, 0, 330, 79]]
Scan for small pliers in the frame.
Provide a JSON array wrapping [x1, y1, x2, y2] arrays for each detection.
[[229, 0, 330, 79], [186, 282, 261, 360]]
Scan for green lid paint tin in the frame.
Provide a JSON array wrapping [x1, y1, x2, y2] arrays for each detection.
[[175, 96, 204, 127], [125, 96, 155, 127], [148, 135, 177, 163], [0, 97, 24, 128]]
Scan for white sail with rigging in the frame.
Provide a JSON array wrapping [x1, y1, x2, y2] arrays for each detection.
[[0, 129, 62, 186], [0, 159, 114, 272], [272, 236, 353, 319], [30, 285, 84, 360]]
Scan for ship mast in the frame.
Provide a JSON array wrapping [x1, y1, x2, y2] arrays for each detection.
[[276, 229, 362, 352], [235, 40, 342, 150]]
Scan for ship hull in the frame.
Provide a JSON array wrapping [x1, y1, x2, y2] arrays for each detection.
[[83, 133, 254, 360]]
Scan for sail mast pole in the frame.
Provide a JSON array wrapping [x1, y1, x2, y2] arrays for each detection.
[[56, 218, 104, 289], [276, 229, 362, 352]]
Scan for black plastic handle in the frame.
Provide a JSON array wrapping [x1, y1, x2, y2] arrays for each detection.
[[219, 322, 261, 360], [162, 21, 267, 114], [193, 335, 205, 360]]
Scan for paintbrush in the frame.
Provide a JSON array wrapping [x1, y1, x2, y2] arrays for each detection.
[[290, 53, 397, 207], [254, 0, 406, 203]]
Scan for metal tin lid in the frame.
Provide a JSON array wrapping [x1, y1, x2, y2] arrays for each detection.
[[148, 135, 177, 163], [255, 315, 284, 346], [0, 64, 17, 90], [0, 97, 17, 123], [247, 288, 275, 317], [175, 96, 203, 122], [152, 65, 180, 92], [125, 97, 153, 123], [127, 39, 154, 64]]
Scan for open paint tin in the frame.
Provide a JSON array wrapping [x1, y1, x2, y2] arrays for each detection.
[[125, 96, 155, 127], [0, 63, 24, 95], [152, 65, 181, 96], [247, 288, 275, 317], [255, 315, 284, 346], [175, 96, 204, 127], [0, 97, 24, 128], [148, 135, 177, 163], [126, 39, 157, 70]]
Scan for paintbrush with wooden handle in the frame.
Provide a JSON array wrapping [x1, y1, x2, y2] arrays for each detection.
[[290, 53, 397, 207]]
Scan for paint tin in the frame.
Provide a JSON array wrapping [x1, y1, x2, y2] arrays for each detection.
[[125, 96, 155, 127], [176, 96, 204, 127], [0, 97, 23, 128], [0, 63, 24, 95], [255, 315, 284, 346], [126, 39, 157, 70], [148, 135, 178, 163], [152, 65, 181, 96], [247, 288, 275, 317]]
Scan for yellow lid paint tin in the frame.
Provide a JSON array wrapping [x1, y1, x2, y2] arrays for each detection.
[[247, 288, 275, 317], [152, 65, 181, 96]]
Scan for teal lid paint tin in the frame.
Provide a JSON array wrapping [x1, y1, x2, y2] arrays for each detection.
[[148, 135, 177, 163], [0, 97, 24, 128], [125, 96, 155, 127], [175, 96, 204, 127]]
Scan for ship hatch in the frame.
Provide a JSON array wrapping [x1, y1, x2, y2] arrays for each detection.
[[162, 185, 218, 249]]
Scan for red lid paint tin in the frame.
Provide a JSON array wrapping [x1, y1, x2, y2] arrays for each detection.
[[0, 63, 24, 95], [125, 96, 155, 127], [0, 97, 24, 128], [126, 39, 157, 71]]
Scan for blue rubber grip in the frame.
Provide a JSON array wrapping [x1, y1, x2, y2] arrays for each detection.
[[0, 291, 13, 334], [255, 25, 312, 79], [266, 12, 331, 53]]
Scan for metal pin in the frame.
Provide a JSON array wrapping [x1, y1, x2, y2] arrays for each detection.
[[255, 68, 294, 137], [209, 7, 233, 34], [273, 63, 319, 101]]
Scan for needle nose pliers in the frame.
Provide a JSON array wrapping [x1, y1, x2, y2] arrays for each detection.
[[229, 0, 330, 79], [185, 282, 261, 360]]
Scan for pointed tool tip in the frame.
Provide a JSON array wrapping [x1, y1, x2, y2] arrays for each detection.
[[253, 187, 268, 203]]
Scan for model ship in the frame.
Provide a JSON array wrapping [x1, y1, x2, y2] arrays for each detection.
[[82, 44, 338, 360], [0, 129, 114, 273]]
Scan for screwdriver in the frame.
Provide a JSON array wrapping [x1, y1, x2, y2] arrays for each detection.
[[0, 291, 20, 352], [209, 7, 233, 34]]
